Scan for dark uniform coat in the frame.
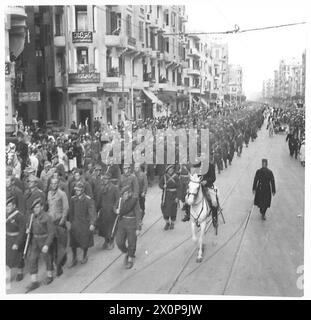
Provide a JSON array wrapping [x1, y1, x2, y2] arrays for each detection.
[[96, 183, 120, 240], [6, 209, 26, 268], [69, 194, 96, 249], [253, 167, 276, 209], [159, 172, 181, 220]]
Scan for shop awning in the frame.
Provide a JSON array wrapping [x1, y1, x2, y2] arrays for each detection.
[[142, 89, 163, 106]]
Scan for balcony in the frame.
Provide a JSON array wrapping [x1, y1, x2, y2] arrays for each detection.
[[185, 68, 201, 76], [187, 48, 200, 59], [158, 82, 178, 92], [6, 6, 27, 18], [105, 34, 137, 50], [72, 31, 93, 44], [190, 87, 201, 94], [54, 35, 65, 47]]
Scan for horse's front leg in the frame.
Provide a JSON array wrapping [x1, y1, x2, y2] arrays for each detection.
[[196, 221, 206, 263], [191, 221, 197, 242]]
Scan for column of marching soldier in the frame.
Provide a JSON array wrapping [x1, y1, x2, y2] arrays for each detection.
[[6, 107, 266, 293]]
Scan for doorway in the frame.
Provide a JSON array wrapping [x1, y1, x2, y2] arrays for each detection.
[[76, 99, 93, 133]]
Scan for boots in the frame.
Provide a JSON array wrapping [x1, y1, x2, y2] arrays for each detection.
[[164, 221, 170, 230], [125, 256, 134, 269], [68, 258, 78, 269], [25, 281, 40, 293], [170, 221, 175, 230]]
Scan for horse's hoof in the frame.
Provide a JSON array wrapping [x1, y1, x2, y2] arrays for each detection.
[[196, 257, 203, 263]]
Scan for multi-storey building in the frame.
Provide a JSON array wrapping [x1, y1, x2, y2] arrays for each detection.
[[228, 64, 243, 102], [210, 41, 229, 105], [5, 6, 27, 132], [6, 5, 235, 130]]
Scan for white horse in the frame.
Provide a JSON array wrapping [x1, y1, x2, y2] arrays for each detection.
[[185, 174, 210, 263]]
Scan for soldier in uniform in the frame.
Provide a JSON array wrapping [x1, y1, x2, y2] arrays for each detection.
[[25, 198, 55, 293], [159, 164, 181, 230], [115, 164, 142, 269], [68, 181, 96, 267], [6, 196, 26, 282], [252, 159, 276, 220], [6, 175, 25, 214], [40, 161, 55, 194], [68, 168, 93, 199], [96, 172, 120, 250], [46, 177, 69, 277], [25, 175, 46, 217], [91, 164, 103, 204], [134, 163, 148, 222]]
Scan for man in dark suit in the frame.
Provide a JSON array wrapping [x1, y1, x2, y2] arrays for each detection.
[[252, 159, 276, 220]]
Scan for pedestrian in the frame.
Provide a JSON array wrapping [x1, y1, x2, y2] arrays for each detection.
[[96, 172, 120, 250], [115, 164, 141, 269], [68, 181, 96, 267], [159, 164, 181, 230], [134, 163, 148, 222], [46, 177, 69, 277], [6, 196, 26, 282], [25, 197, 55, 293], [252, 159, 276, 220]]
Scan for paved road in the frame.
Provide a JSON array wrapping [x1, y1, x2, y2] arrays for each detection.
[[7, 122, 304, 297]]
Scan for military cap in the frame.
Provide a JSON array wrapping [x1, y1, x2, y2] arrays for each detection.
[[24, 166, 35, 174], [6, 195, 16, 206], [94, 164, 102, 171], [74, 181, 85, 190], [28, 175, 39, 184], [31, 197, 43, 209], [102, 172, 111, 179], [44, 161, 52, 168]]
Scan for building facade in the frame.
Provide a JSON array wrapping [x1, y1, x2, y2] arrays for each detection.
[[5, 5, 235, 130], [5, 6, 28, 132]]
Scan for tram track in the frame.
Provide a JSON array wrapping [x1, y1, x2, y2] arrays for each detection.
[[80, 125, 266, 294]]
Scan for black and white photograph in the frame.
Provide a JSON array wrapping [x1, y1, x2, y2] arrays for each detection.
[[2, 0, 309, 299]]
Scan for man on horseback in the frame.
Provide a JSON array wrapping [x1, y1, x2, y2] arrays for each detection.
[[182, 154, 217, 226]]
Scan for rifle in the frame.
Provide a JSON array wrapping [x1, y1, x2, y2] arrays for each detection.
[[23, 213, 34, 259], [110, 196, 122, 238], [161, 175, 167, 207]]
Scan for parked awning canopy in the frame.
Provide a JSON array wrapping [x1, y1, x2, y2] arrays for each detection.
[[142, 89, 163, 106]]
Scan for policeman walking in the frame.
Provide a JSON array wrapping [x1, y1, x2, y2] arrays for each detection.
[[252, 159, 276, 220]]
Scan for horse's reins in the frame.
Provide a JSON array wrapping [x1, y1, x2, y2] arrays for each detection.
[[187, 182, 207, 227]]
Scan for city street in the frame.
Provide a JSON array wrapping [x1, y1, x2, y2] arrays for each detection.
[[7, 121, 304, 297]]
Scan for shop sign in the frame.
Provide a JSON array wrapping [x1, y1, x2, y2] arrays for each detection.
[[72, 31, 93, 43], [18, 92, 41, 102], [103, 82, 119, 88], [68, 73, 100, 84]]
